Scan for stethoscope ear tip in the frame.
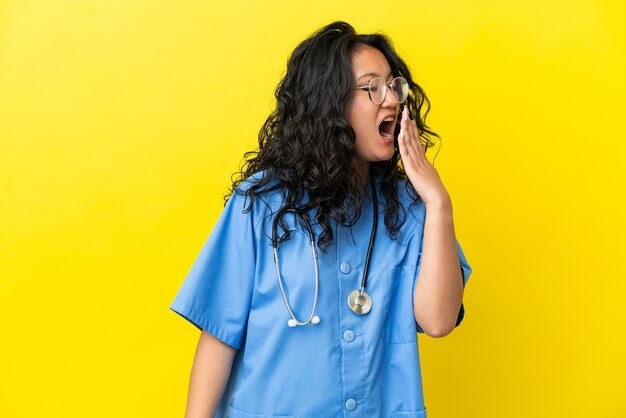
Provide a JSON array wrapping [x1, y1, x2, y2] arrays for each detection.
[[287, 316, 320, 327]]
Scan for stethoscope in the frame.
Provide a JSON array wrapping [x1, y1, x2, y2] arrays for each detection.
[[272, 178, 378, 327]]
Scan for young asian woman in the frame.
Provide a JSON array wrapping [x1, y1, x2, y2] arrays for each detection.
[[170, 21, 472, 418]]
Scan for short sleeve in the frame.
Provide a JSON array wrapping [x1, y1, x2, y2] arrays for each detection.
[[169, 191, 257, 349], [416, 239, 472, 334]]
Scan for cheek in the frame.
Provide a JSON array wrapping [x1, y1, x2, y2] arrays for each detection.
[[346, 102, 360, 130], [352, 118, 367, 137], [349, 109, 374, 135], [352, 121, 373, 156]]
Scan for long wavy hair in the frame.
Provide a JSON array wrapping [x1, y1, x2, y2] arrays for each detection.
[[228, 21, 439, 250]]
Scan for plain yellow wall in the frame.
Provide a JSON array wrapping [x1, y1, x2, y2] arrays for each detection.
[[1, 1, 625, 417]]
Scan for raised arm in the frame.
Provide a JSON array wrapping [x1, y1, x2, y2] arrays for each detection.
[[397, 106, 464, 338]]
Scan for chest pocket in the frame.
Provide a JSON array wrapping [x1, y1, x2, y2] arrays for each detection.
[[383, 265, 418, 343], [226, 404, 295, 418]]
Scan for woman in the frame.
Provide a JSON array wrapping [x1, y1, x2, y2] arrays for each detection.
[[171, 21, 472, 418]]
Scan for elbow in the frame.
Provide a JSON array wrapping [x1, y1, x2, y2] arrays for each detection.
[[426, 326, 454, 338], [421, 320, 456, 338], [414, 297, 464, 338]]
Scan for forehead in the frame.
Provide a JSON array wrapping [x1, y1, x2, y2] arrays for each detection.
[[351, 45, 393, 80]]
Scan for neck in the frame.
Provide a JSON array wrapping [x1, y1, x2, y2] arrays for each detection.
[[355, 161, 370, 190]]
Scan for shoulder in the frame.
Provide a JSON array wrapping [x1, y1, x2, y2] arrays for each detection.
[[229, 170, 285, 219], [233, 170, 281, 197]]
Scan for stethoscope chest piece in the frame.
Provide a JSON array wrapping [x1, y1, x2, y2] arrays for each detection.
[[348, 289, 372, 315]]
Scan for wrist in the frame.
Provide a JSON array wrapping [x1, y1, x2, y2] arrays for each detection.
[[423, 196, 455, 233], [422, 191, 452, 211]]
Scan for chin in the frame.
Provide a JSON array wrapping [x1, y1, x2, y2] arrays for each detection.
[[357, 145, 395, 163], [376, 149, 395, 162]]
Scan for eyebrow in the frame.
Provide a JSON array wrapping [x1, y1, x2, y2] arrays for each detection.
[[357, 71, 394, 81]]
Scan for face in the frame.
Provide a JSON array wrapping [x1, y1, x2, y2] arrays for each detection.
[[347, 45, 400, 163]]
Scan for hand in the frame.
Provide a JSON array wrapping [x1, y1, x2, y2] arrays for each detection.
[[397, 106, 451, 207]]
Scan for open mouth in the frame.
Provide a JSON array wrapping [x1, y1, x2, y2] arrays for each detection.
[[378, 118, 395, 138]]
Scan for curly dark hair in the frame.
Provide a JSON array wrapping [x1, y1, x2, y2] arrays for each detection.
[[228, 21, 439, 250]]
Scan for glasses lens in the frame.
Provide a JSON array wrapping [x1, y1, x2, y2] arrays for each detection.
[[392, 77, 409, 103], [369, 78, 385, 105]]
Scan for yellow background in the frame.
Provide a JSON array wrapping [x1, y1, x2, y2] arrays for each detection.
[[1, 1, 625, 417]]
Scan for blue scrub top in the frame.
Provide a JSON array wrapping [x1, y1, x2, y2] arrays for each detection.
[[171, 176, 472, 418]]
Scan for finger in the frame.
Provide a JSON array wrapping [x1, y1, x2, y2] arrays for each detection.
[[401, 110, 425, 162], [398, 126, 417, 170], [405, 115, 425, 154], [400, 108, 416, 145], [401, 108, 420, 146], [411, 127, 428, 161], [400, 109, 419, 164], [397, 126, 413, 166]]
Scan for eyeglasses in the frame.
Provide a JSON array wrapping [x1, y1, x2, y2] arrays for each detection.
[[354, 76, 408, 105]]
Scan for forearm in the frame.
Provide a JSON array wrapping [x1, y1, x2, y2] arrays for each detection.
[[413, 197, 464, 338], [185, 330, 236, 418]]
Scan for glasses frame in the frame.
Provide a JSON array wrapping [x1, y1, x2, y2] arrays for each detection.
[[354, 76, 408, 105]]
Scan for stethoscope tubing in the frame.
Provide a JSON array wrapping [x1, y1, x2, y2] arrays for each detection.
[[359, 178, 378, 295], [272, 208, 320, 326], [271, 177, 378, 326]]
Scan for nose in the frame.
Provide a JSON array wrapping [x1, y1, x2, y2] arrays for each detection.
[[381, 83, 399, 108]]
